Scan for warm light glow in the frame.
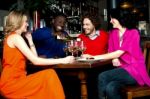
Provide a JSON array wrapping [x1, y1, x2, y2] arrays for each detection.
[[132, 8, 139, 13], [120, 1, 133, 9], [139, 13, 144, 17]]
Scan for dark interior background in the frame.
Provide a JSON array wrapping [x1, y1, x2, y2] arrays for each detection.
[[0, 0, 17, 10]]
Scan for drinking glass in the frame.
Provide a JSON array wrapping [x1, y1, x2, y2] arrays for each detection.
[[74, 40, 79, 57], [68, 40, 74, 56], [79, 41, 86, 56], [63, 42, 69, 56]]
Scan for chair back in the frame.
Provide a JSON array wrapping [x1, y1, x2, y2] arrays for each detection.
[[122, 41, 150, 99], [143, 41, 150, 74]]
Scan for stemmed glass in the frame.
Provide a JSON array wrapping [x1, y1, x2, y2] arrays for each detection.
[[66, 40, 86, 58], [67, 40, 80, 57], [68, 40, 74, 56], [79, 41, 86, 56], [74, 40, 80, 57], [63, 42, 69, 56]]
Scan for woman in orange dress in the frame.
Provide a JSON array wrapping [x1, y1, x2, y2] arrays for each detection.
[[0, 10, 75, 99]]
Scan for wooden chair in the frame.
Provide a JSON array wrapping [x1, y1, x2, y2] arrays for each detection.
[[122, 41, 150, 99]]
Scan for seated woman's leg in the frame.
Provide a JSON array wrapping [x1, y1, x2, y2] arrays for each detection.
[[98, 68, 137, 99], [2, 69, 65, 99], [106, 81, 123, 99]]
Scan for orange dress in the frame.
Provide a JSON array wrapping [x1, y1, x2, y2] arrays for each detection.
[[0, 33, 65, 99]]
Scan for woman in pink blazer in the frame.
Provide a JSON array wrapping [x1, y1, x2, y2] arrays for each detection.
[[82, 9, 150, 99]]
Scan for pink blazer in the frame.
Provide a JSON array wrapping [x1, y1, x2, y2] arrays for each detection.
[[108, 28, 150, 86]]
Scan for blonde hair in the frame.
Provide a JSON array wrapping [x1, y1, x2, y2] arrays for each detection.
[[4, 10, 27, 34]]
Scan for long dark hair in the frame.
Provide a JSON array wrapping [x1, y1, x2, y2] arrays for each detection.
[[109, 9, 138, 29]]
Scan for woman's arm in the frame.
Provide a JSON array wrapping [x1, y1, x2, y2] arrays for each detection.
[[8, 34, 74, 66], [25, 32, 38, 56], [82, 50, 124, 60], [94, 50, 124, 60]]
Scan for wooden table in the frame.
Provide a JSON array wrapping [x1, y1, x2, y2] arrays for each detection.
[[55, 59, 112, 99]]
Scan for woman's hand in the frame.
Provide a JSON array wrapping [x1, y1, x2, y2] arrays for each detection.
[[81, 54, 94, 59], [112, 58, 121, 67], [63, 56, 75, 64], [25, 31, 33, 41]]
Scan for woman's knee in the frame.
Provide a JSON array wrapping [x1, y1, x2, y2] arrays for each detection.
[[105, 81, 121, 94], [105, 81, 123, 99], [46, 69, 56, 73], [98, 71, 110, 81], [40, 69, 57, 77]]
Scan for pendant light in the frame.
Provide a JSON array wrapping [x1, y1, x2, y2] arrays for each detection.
[[120, 1, 133, 9]]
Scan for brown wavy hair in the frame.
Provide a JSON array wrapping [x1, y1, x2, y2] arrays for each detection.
[[82, 13, 101, 30]]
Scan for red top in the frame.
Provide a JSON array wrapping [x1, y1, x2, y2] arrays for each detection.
[[78, 30, 108, 55]]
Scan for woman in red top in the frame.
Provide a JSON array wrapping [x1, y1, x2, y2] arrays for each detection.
[[78, 14, 108, 55]]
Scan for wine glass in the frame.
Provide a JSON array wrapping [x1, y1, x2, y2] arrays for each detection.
[[74, 40, 80, 57], [68, 40, 74, 56], [79, 41, 86, 56], [67, 40, 80, 57], [63, 42, 69, 56]]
